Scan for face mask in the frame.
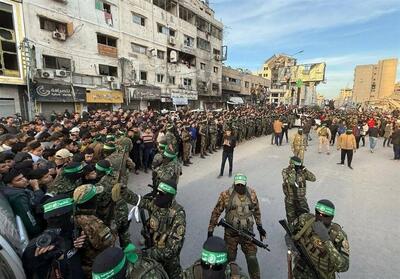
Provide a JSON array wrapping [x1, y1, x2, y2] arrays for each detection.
[[154, 192, 173, 208], [315, 211, 333, 228], [294, 165, 302, 172], [47, 213, 73, 231], [234, 184, 246, 195], [202, 268, 226, 279]]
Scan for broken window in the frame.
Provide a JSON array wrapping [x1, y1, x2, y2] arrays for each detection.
[[212, 83, 219, 92], [39, 17, 67, 33], [157, 23, 175, 37], [0, 3, 19, 77], [197, 37, 210, 51], [156, 73, 164, 83], [210, 25, 222, 40], [140, 71, 147, 81], [97, 34, 117, 47], [196, 16, 210, 33], [95, 0, 111, 12], [183, 78, 192, 87], [43, 55, 71, 71], [179, 6, 195, 24], [99, 64, 118, 76], [157, 50, 165, 59], [179, 51, 195, 68]]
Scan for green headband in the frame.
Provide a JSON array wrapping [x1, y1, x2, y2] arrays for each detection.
[[106, 135, 116, 141], [76, 185, 97, 204], [159, 143, 167, 149], [201, 249, 228, 265], [92, 244, 138, 279], [291, 158, 302, 166], [163, 150, 177, 159], [158, 182, 177, 195], [63, 164, 83, 174], [43, 198, 74, 213], [95, 163, 113, 175], [103, 144, 116, 151], [315, 202, 335, 216], [234, 174, 247, 185]]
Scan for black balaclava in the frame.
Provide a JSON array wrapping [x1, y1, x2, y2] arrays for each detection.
[[154, 180, 177, 208], [298, 129, 303, 135], [233, 173, 247, 195], [201, 236, 228, 279], [47, 212, 73, 233], [315, 199, 335, 228]]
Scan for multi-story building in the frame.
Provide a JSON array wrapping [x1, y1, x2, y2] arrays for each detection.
[[0, 0, 26, 117], [22, 0, 223, 117], [352, 58, 398, 104], [222, 66, 270, 105], [336, 88, 353, 107]]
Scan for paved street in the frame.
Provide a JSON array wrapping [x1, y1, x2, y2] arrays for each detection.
[[128, 130, 400, 279]]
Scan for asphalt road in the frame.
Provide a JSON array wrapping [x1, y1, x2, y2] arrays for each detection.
[[128, 129, 400, 279]]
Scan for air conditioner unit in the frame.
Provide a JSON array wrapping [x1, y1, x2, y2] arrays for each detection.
[[103, 76, 116, 82], [214, 54, 221, 61], [40, 70, 54, 79], [52, 31, 66, 41], [111, 82, 121, 90], [55, 69, 68, 77], [140, 80, 147, 85], [0, 28, 15, 42], [168, 37, 176, 45]]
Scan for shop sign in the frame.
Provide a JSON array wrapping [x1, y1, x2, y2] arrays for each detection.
[[86, 90, 123, 103], [127, 86, 161, 100], [170, 89, 198, 100], [172, 97, 188, 105], [32, 83, 86, 102]]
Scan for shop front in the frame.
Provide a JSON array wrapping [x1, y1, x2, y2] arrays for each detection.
[[32, 83, 86, 119], [86, 90, 124, 111], [170, 89, 198, 109], [126, 85, 161, 110]]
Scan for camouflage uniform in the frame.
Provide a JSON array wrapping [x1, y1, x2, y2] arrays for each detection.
[[292, 133, 307, 162], [209, 122, 218, 152], [182, 260, 249, 279], [75, 211, 115, 278], [282, 166, 316, 224], [124, 192, 186, 279], [126, 257, 169, 278], [165, 130, 177, 152], [208, 186, 263, 279], [182, 128, 192, 164], [291, 213, 350, 279], [48, 171, 81, 196], [199, 122, 207, 157]]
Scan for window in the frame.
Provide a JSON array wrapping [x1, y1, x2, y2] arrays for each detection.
[[131, 43, 147, 54], [154, 0, 177, 14], [213, 66, 218, 73], [183, 78, 192, 86], [95, 0, 111, 13], [43, 55, 71, 71], [39, 17, 67, 33], [168, 76, 175, 84], [264, 67, 268, 71], [263, 73, 268, 77], [157, 23, 175, 37], [212, 83, 219, 91], [184, 35, 194, 47], [0, 3, 19, 76], [179, 6, 194, 23], [99, 64, 118, 76], [197, 37, 210, 51], [132, 13, 145, 26], [196, 17, 210, 33], [210, 25, 222, 40], [245, 81, 249, 88], [153, 0, 166, 10], [157, 50, 165, 59], [97, 34, 117, 47], [156, 74, 164, 83], [213, 48, 221, 55], [200, 63, 206, 70], [140, 71, 147, 81]]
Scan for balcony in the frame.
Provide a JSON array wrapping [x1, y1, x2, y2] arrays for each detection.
[[98, 44, 118, 58]]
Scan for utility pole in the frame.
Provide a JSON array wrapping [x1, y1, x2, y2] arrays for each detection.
[[21, 38, 34, 121]]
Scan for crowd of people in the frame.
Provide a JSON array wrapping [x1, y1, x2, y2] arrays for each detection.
[[0, 104, 399, 279]]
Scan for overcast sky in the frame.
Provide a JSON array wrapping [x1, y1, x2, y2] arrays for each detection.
[[211, 0, 400, 98]]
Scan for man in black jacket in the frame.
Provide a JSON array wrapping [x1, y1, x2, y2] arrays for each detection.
[[218, 128, 236, 178]]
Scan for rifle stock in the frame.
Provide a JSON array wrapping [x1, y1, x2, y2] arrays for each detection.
[[279, 219, 321, 279]]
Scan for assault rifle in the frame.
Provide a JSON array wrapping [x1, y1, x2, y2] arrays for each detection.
[[218, 219, 270, 252], [279, 219, 321, 279], [139, 207, 153, 250]]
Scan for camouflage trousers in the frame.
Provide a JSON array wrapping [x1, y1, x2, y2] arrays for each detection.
[[284, 197, 310, 225], [114, 199, 131, 248], [209, 134, 217, 151], [200, 137, 206, 156], [293, 148, 305, 162], [225, 230, 260, 279], [183, 141, 191, 162]]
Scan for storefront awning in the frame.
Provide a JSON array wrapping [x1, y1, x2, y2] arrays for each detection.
[[86, 90, 123, 103], [227, 97, 244, 105]]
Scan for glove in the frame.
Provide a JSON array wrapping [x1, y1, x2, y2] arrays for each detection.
[[207, 231, 213, 238], [312, 221, 330, 241], [111, 183, 122, 202], [257, 225, 267, 240]]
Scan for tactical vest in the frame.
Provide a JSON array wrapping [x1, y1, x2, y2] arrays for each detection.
[[127, 257, 169, 278], [282, 168, 307, 200], [294, 216, 344, 278], [225, 187, 255, 231], [192, 260, 241, 279], [149, 201, 181, 249]]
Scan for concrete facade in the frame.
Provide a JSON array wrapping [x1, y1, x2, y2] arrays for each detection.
[[352, 58, 398, 104], [336, 88, 353, 107], [22, 0, 223, 115]]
